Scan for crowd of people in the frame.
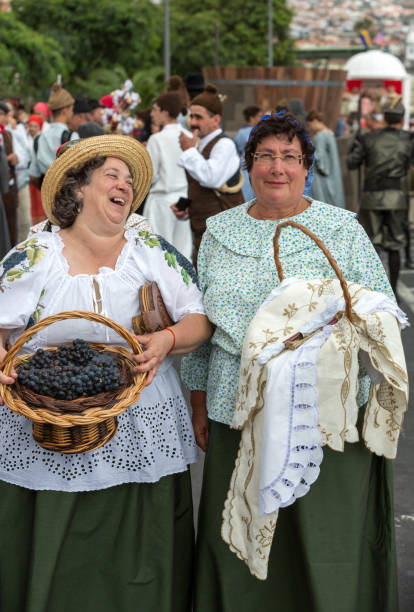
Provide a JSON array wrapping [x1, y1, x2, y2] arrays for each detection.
[[0, 73, 411, 612]]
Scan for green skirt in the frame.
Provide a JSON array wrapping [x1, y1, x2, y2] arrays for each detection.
[[0, 471, 194, 612], [194, 420, 399, 612]]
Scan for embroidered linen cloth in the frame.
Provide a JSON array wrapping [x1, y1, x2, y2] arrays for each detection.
[[222, 278, 408, 580]]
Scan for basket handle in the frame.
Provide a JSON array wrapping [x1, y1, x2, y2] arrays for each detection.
[[1, 310, 142, 376], [273, 220, 353, 322]]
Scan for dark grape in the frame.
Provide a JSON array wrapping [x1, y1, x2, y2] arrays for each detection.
[[18, 339, 124, 400]]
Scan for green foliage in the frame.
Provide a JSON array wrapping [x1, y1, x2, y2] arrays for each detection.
[[0, 12, 66, 98], [353, 19, 375, 35], [4, 0, 294, 104], [131, 66, 165, 108], [170, 0, 295, 74], [70, 66, 130, 99], [12, 0, 163, 80]]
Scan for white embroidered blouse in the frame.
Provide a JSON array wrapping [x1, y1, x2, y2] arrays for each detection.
[[0, 229, 204, 492]]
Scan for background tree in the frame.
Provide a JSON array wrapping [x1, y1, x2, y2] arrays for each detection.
[[353, 18, 375, 38], [170, 0, 295, 75], [12, 0, 163, 86], [71, 65, 165, 108], [4, 0, 294, 107], [0, 11, 66, 98]]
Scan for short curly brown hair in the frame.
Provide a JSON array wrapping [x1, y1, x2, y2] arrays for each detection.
[[244, 112, 315, 172]]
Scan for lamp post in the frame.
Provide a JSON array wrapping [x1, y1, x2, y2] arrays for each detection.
[[268, 0, 273, 67], [164, 0, 170, 81], [215, 22, 220, 67]]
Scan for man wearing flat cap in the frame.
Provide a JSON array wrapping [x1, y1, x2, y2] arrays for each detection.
[[347, 98, 414, 299], [175, 84, 244, 266]]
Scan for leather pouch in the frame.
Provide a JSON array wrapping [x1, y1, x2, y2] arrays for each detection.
[[132, 282, 174, 334]]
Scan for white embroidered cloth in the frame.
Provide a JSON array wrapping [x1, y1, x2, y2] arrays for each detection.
[[222, 278, 408, 580]]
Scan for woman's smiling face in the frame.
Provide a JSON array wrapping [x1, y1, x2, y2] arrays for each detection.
[[249, 134, 307, 213], [78, 157, 134, 228]]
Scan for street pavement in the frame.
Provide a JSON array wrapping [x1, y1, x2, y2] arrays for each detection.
[[188, 270, 414, 610]]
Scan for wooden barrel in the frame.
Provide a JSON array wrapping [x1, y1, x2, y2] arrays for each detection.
[[203, 66, 347, 132]]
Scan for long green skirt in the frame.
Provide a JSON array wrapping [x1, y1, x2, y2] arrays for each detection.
[[0, 471, 194, 612], [194, 420, 399, 612]]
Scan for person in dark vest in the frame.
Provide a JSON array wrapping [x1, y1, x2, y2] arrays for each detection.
[[347, 99, 414, 299], [0, 103, 21, 246], [174, 84, 244, 265]]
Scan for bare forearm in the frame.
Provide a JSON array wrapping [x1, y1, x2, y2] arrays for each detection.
[[168, 313, 212, 355], [191, 389, 208, 450]]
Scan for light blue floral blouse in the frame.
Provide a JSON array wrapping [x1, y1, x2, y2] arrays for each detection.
[[181, 199, 394, 426]]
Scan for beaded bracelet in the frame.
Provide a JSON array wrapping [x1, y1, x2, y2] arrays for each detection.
[[165, 327, 176, 354]]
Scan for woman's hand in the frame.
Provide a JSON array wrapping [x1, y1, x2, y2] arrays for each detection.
[[191, 390, 208, 451], [0, 345, 17, 406], [132, 314, 212, 386], [132, 329, 174, 386]]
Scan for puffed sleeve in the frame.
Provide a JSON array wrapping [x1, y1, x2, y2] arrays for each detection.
[[0, 237, 52, 332], [181, 230, 214, 392], [131, 232, 205, 322]]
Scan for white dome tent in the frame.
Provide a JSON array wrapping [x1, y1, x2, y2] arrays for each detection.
[[345, 50, 411, 128]]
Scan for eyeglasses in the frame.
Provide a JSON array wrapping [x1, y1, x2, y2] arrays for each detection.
[[253, 152, 304, 167]]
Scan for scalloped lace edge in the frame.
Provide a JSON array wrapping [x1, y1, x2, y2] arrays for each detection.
[[258, 326, 334, 515]]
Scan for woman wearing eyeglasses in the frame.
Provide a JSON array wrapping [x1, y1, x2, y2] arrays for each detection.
[[182, 112, 398, 611]]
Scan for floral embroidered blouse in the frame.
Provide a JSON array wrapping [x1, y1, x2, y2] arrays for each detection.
[[0, 229, 204, 492], [181, 199, 394, 426]]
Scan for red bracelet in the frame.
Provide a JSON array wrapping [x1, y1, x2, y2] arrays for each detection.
[[165, 327, 176, 354]]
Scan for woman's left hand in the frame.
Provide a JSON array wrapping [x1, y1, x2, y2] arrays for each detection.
[[0, 345, 17, 406], [132, 330, 174, 386]]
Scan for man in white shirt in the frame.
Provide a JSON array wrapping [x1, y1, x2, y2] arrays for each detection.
[[175, 84, 244, 264], [144, 92, 193, 260], [29, 82, 78, 183]]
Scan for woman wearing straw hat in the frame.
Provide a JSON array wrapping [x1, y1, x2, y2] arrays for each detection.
[[0, 135, 211, 612]]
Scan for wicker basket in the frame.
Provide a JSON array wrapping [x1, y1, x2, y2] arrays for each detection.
[[273, 220, 353, 322], [0, 311, 146, 454]]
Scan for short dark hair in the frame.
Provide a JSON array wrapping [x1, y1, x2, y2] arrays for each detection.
[[51, 105, 72, 119], [306, 109, 324, 123], [53, 157, 106, 227], [154, 92, 182, 119], [244, 112, 315, 172], [243, 105, 261, 123]]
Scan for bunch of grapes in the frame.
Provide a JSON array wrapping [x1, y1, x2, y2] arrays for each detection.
[[18, 339, 124, 400]]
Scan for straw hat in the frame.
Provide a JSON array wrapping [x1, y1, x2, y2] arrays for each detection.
[[41, 135, 153, 225]]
